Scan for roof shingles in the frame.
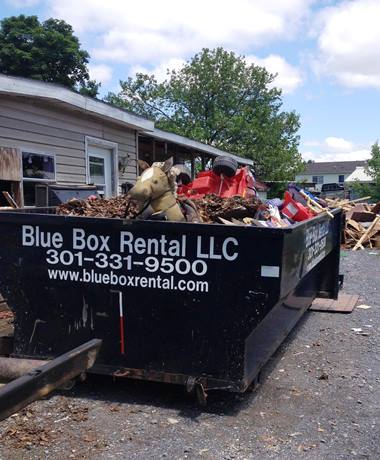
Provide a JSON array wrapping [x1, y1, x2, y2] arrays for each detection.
[[301, 161, 366, 175]]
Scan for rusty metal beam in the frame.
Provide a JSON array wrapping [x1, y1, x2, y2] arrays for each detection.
[[0, 339, 101, 421]]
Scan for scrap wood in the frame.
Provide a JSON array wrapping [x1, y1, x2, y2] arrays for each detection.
[[347, 196, 372, 205], [327, 196, 380, 250], [373, 201, 380, 215], [310, 293, 359, 313], [346, 219, 365, 233], [352, 215, 380, 251], [300, 190, 334, 218], [2, 192, 18, 208]]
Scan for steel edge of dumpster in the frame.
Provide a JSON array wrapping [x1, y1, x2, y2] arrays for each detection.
[[0, 207, 343, 396]]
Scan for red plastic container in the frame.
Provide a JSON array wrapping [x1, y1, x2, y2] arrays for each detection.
[[282, 191, 314, 221]]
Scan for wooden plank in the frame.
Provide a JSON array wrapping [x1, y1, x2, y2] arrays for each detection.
[[0, 147, 21, 181], [2, 192, 18, 208], [310, 293, 359, 313], [353, 216, 380, 250]]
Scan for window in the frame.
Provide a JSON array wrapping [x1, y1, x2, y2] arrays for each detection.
[[312, 175, 324, 184], [338, 175, 345, 183], [22, 152, 56, 206], [22, 152, 55, 181]]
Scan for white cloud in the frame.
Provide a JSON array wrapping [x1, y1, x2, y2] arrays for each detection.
[[303, 149, 370, 162], [88, 64, 112, 84], [301, 137, 371, 162], [129, 58, 186, 82], [324, 136, 353, 151], [246, 54, 303, 93], [46, 0, 313, 65], [313, 0, 380, 89]]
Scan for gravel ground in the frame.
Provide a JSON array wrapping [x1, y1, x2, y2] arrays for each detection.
[[0, 250, 378, 460]]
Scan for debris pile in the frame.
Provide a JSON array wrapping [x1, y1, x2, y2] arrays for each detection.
[[326, 197, 380, 250], [56, 184, 379, 250], [57, 195, 140, 219], [191, 194, 262, 223]]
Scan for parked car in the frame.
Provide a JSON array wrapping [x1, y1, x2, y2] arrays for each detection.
[[320, 183, 346, 199]]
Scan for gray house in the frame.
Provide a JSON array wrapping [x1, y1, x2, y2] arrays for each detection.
[[0, 75, 252, 207]]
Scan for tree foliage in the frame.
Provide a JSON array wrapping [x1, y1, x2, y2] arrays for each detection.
[[367, 141, 380, 181], [0, 15, 100, 96], [106, 48, 303, 180], [351, 142, 380, 201]]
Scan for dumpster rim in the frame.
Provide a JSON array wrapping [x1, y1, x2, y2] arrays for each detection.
[[0, 206, 341, 234]]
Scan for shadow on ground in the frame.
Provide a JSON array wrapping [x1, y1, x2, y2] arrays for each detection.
[[61, 310, 313, 421]]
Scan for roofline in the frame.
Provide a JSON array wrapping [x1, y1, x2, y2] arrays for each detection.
[[296, 171, 362, 175], [144, 128, 254, 166], [0, 74, 154, 132]]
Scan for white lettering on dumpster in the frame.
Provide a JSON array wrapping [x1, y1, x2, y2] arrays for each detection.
[[20, 225, 239, 293], [304, 221, 330, 273], [22, 225, 63, 248]]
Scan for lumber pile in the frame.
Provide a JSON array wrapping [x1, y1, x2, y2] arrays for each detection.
[[326, 197, 380, 250]]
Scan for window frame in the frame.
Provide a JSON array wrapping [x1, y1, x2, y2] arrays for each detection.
[[312, 175, 324, 184], [21, 150, 57, 182], [85, 136, 119, 196]]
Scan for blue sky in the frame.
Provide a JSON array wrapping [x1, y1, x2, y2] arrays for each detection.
[[1, 0, 379, 162]]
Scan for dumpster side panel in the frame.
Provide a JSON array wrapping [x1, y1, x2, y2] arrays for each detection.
[[0, 213, 284, 388], [280, 210, 342, 300], [0, 210, 342, 392], [243, 210, 342, 389]]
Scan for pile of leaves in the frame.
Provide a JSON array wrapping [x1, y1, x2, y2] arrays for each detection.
[[192, 194, 262, 223], [57, 195, 141, 219]]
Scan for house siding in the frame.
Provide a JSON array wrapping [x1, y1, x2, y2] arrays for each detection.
[[296, 173, 347, 184], [0, 95, 138, 187]]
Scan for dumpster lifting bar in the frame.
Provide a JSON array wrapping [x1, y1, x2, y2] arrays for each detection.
[[0, 338, 102, 421]]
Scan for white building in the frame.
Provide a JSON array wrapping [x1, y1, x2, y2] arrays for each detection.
[[295, 160, 367, 191], [345, 166, 373, 183]]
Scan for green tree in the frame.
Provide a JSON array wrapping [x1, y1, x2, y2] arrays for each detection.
[[351, 142, 380, 201], [79, 80, 102, 98], [0, 15, 99, 96], [367, 141, 380, 181], [106, 48, 303, 180]]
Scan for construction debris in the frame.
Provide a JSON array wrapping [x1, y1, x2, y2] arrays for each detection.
[[55, 184, 379, 250], [326, 197, 380, 250], [191, 194, 262, 223]]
